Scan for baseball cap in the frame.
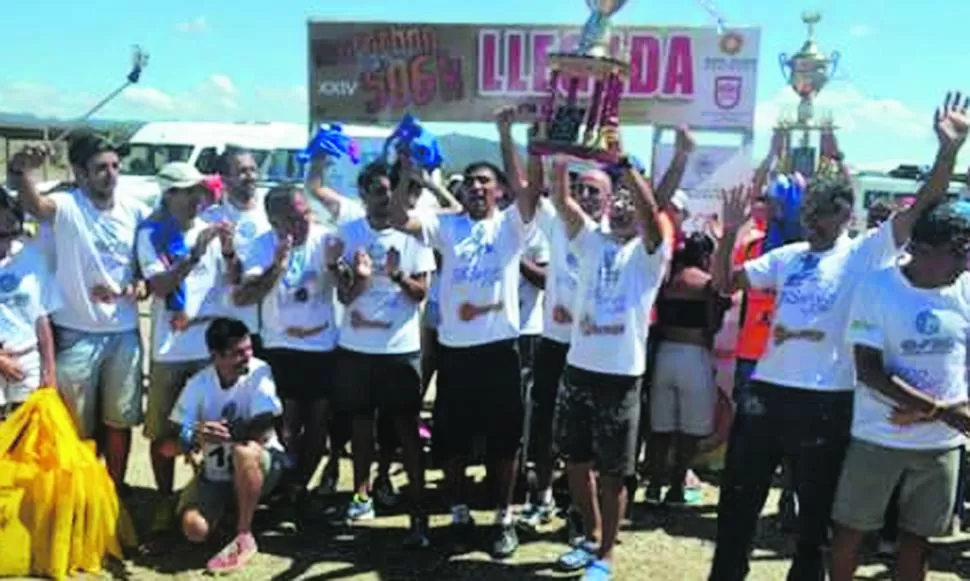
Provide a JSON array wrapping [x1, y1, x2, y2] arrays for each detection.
[[156, 162, 205, 191]]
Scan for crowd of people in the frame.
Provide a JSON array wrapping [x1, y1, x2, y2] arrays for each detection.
[[0, 93, 969, 581]]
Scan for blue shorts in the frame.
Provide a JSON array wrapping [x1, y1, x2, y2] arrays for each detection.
[[55, 327, 144, 438]]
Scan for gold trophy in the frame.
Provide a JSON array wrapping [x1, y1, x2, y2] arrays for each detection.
[[529, 0, 631, 163]]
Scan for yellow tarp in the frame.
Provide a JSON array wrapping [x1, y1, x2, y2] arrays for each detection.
[[0, 388, 136, 580]]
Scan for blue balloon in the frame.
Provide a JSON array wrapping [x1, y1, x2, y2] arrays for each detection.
[[384, 114, 443, 170], [298, 123, 361, 164], [137, 213, 188, 311], [764, 174, 804, 252]]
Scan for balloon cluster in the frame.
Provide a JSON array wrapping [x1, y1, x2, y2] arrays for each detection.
[[383, 113, 443, 170], [763, 173, 805, 252], [298, 124, 362, 164]]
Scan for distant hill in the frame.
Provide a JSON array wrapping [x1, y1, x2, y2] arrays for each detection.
[[436, 132, 528, 175]]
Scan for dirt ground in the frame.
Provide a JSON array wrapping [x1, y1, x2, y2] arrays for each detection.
[[70, 429, 963, 581]]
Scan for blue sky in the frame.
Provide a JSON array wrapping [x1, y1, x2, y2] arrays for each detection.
[[2, 0, 966, 170]]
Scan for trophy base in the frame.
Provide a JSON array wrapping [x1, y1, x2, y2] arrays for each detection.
[[528, 139, 619, 164], [548, 52, 630, 77]]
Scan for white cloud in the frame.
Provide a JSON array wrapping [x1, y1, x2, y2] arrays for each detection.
[[209, 74, 237, 97], [848, 24, 874, 38], [254, 85, 308, 109], [121, 86, 175, 112], [176, 16, 208, 34]]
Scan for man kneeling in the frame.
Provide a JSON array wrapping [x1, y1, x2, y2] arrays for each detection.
[[169, 317, 285, 574]]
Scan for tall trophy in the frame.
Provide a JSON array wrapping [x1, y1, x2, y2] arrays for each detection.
[[778, 11, 840, 177], [529, 0, 631, 163]]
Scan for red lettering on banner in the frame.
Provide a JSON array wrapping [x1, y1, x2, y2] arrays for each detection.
[[362, 53, 464, 115], [476, 29, 697, 99]]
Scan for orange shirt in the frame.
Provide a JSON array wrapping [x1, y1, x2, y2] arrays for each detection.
[[734, 228, 775, 360]]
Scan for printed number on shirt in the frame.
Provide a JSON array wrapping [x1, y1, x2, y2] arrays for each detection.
[[204, 443, 234, 482]]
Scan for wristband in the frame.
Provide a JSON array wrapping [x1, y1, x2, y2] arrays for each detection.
[[179, 424, 196, 451]]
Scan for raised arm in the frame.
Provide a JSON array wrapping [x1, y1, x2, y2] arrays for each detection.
[[232, 236, 291, 306], [305, 155, 344, 219], [421, 170, 463, 214], [550, 158, 587, 240], [6, 145, 57, 221], [496, 106, 527, 195], [752, 129, 788, 199], [654, 126, 694, 208], [515, 153, 543, 224], [711, 185, 753, 293], [890, 92, 968, 245], [619, 156, 663, 253]]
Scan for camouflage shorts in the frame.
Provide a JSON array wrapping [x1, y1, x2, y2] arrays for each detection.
[[554, 365, 643, 477]]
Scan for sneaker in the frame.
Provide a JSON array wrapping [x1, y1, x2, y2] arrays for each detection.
[[564, 506, 585, 545], [206, 532, 257, 574], [150, 494, 177, 533], [346, 493, 376, 521], [491, 524, 519, 559], [644, 484, 664, 506], [404, 513, 431, 549], [557, 538, 597, 572], [518, 501, 557, 530], [373, 475, 399, 508], [663, 486, 687, 507], [582, 559, 612, 581]]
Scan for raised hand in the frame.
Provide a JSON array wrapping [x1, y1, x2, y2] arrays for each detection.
[[215, 221, 235, 253], [385, 247, 401, 276], [719, 184, 751, 237], [7, 143, 53, 177], [193, 226, 221, 257], [353, 248, 373, 279], [934, 91, 970, 153], [674, 125, 696, 155], [273, 235, 293, 267], [0, 354, 25, 382], [495, 105, 516, 130]]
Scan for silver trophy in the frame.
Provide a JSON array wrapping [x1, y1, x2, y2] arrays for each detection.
[[577, 0, 630, 57]]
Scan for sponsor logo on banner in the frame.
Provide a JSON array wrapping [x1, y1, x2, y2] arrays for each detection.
[[719, 32, 744, 56], [714, 76, 742, 110]]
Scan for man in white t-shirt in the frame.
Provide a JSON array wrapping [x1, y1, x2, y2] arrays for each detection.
[[707, 95, 966, 581], [547, 154, 669, 581], [832, 201, 970, 581], [170, 317, 285, 574], [200, 149, 271, 353], [233, 183, 341, 529], [330, 159, 436, 547], [136, 162, 236, 532], [0, 187, 62, 417], [7, 134, 150, 491], [390, 156, 540, 558]]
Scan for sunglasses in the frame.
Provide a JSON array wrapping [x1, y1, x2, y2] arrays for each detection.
[[571, 182, 603, 197]]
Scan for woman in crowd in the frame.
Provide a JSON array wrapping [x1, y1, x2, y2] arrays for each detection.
[[645, 231, 731, 505]]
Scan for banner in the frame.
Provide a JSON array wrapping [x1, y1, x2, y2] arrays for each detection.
[[308, 22, 760, 130], [652, 143, 753, 232]]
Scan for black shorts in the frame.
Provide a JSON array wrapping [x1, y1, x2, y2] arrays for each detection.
[[433, 339, 522, 464], [262, 348, 336, 402], [556, 365, 643, 477], [333, 348, 422, 416], [529, 338, 569, 455]]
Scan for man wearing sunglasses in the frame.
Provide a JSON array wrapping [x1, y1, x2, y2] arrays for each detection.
[[708, 92, 968, 581]]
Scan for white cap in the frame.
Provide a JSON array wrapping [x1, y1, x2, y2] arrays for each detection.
[[156, 162, 205, 191], [670, 189, 690, 213]]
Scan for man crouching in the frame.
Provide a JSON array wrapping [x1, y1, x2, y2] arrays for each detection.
[[169, 317, 285, 574]]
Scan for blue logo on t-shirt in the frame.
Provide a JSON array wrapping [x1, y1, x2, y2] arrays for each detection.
[[915, 310, 941, 335], [0, 273, 18, 293], [783, 253, 820, 287]]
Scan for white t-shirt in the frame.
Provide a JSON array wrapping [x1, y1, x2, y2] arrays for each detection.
[[421, 205, 532, 348], [49, 189, 149, 332], [536, 199, 581, 344], [519, 225, 550, 335], [201, 198, 272, 333], [336, 217, 436, 354], [137, 219, 227, 363], [566, 223, 669, 376], [243, 224, 339, 352], [0, 241, 63, 352], [744, 221, 899, 391], [169, 359, 283, 482], [847, 267, 969, 450]]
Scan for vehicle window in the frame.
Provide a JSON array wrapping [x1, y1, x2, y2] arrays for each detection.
[[195, 147, 219, 174], [121, 143, 193, 176], [263, 149, 306, 182]]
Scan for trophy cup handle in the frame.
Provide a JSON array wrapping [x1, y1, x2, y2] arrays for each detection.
[[828, 51, 841, 80], [778, 53, 791, 80]]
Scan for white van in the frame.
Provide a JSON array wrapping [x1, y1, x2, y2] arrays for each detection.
[[850, 167, 967, 231]]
